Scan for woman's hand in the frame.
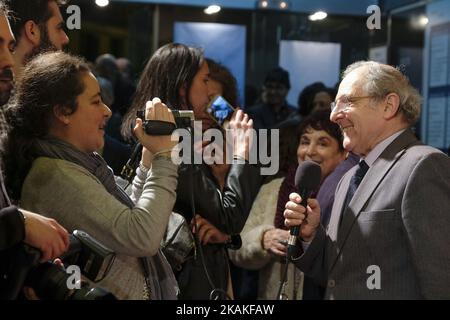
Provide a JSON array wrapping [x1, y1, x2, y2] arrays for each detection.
[[228, 109, 254, 161], [262, 228, 290, 257], [134, 97, 177, 156], [191, 214, 230, 245]]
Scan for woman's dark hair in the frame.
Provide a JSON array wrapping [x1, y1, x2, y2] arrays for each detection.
[[3, 51, 89, 199], [121, 43, 204, 140], [298, 109, 344, 151], [205, 58, 238, 107], [325, 87, 337, 101], [297, 82, 326, 117]]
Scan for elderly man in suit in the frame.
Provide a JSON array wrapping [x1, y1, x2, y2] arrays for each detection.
[[284, 61, 450, 299]]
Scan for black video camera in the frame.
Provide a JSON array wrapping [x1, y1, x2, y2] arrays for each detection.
[[137, 109, 194, 135], [0, 230, 116, 300], [120, 109, 194, 182]]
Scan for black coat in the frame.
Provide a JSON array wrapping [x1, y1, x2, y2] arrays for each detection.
[[0, 174, 26, 299], [0, 206, 24, 251], [0, 169, 23, 251], [174, 162, 262, 299]]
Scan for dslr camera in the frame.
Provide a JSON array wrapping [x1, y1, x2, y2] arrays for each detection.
[[0, 230, 116, 300]]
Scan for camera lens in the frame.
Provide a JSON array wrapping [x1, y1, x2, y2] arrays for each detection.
[[26, 262, 116, 300], [26, 262, 73, 300]]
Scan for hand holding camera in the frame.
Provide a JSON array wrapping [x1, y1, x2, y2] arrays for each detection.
[[21, 209, 70, 263], [133, 97, 178, 157], [1, 230, 116, 300]]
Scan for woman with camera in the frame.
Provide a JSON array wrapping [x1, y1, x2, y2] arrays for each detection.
[[122, 43, 262, 299], [3, 52, 179, 300]]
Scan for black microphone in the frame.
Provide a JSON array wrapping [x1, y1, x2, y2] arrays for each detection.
[[287, 160, 322, 259]]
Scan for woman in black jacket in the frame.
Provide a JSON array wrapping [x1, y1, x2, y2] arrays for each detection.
[[122, 43, 262, 299]]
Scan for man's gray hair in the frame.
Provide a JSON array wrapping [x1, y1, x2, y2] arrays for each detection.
[[342, 61, 422, 125]]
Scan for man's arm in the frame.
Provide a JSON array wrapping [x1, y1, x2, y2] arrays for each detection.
[[402, 152, 450, 299], [19, 209, 69, 262], [0, 206, 69, 262], [292, 225, 329, 287], [285, 194, 329, 287]]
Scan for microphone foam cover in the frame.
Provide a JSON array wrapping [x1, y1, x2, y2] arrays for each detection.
[[294, 160, 322, 191]]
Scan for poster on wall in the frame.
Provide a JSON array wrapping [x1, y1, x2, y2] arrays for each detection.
[[174, 22, 246, 106], [279, 40, 341, 108], [369, 46, 388, 64], [423, 0, 450, 151]]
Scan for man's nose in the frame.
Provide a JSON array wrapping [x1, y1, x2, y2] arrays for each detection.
[[330, 109, 343, 123], [0, 48, 14, 70], [103, 102, 112, 118], [61, 31, 69, 46]]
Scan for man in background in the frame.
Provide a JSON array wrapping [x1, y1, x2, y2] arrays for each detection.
[[7, 0, 69, 79], [0, 0, 68, 282], [247, 67, 296, 129]]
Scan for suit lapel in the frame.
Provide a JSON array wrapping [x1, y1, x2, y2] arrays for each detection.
[[327, 167, 355, 241], [328, 130, 420, 271]]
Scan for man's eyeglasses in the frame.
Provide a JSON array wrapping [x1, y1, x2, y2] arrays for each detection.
[[330, 95, 374, 113]]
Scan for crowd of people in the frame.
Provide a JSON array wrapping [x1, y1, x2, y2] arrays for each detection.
[[0, 0, 449, 301]]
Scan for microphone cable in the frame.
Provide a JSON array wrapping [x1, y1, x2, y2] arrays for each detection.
[[276, 250, 290, 300]]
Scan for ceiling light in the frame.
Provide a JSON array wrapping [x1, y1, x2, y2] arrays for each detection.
[[411, 15, 429, 29], [95, 0, 109, 7], [261, 1, 268, 8], [418, 15, 429, 27], [204, 5, 221, 15], [309, 11, 327, 21], [280, 1, 288, 9]]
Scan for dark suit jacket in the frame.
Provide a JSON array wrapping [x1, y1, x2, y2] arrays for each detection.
[[294, 129, 450, 299]]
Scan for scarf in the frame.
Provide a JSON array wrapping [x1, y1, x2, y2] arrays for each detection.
[[33, 136, 178, 300]]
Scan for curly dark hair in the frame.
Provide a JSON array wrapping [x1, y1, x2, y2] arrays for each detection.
[[298, 109, 344, 151], [3, 51, 89, 199], [121, 43, 204, 140], [297, 82, 327, 117]]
